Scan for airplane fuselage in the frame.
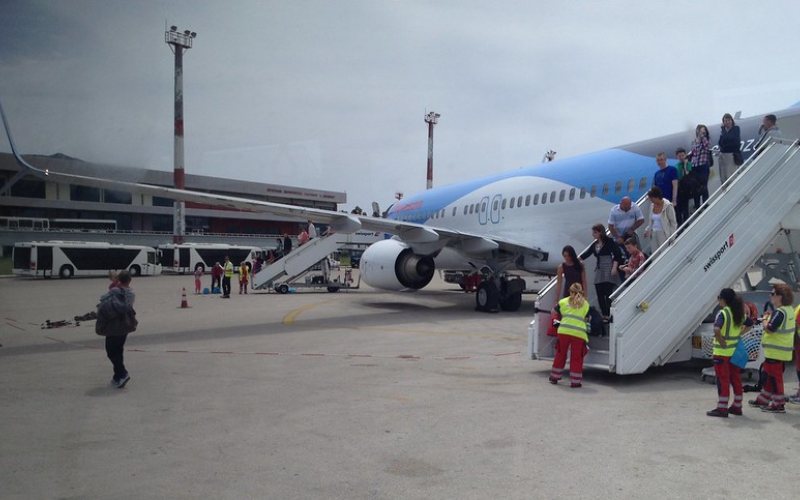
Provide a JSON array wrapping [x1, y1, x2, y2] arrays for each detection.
[[386, 107, 800, 274]]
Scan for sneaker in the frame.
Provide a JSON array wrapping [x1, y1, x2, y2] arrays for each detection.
[[728, 407, 743, 416], [761, 405, 785, 414], [788, 394, 800, 405], [748, 399, 767, 408], [706, 408, 729, 418], [548, 377, 558, 385], [116, 374, 130, 389], [570, 383, 582, 388]]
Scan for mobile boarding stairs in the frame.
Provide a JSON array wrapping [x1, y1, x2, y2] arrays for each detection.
[[252, 233, 358, 293], [529, 138, 800, 374]]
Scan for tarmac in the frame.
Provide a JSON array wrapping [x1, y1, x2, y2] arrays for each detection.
[[1, 272, 799, 499]]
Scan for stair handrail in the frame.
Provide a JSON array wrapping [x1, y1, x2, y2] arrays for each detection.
[[610, 138, 799, 303]]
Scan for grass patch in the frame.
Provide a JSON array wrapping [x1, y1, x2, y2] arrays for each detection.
[[0, 257, 11, 275]]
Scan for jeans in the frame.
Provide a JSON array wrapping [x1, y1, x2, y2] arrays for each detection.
[[222, 276, 231, 297], [105, 334, 128, 381], [693, 165, 710, 208]]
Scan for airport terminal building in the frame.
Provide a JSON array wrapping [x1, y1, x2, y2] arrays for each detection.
[[0, 152, 346, 238]]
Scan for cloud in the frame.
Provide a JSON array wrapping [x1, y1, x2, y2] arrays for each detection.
[[2, 0, 800, 210]]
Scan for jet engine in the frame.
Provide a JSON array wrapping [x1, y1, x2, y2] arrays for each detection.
[[360, 239, 435, 291]]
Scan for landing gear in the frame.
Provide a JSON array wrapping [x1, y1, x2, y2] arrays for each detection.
[[475, 281, 500, 312], [475, 275, 525, 313], [500, 291, 522, 311]]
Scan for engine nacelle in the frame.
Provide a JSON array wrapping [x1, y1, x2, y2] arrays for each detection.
[[361, 239, 436, 291]]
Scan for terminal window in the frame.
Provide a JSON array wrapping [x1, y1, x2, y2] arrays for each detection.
[[70, 185, 100, 202]]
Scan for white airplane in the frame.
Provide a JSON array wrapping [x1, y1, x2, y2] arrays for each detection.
[[3, 99, 799, 312]]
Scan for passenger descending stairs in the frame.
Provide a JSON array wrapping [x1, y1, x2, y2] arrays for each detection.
[[252, 234, 342, 291], [530, 138, 800, 374]]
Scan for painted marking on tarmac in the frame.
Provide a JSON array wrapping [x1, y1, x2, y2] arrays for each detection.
[[282, 300, 335, 325], [5, 321, 26, 331]]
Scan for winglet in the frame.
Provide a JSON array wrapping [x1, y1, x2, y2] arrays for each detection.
[[0, 98, 45, 175]]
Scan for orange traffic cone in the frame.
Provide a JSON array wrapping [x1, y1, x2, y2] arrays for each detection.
[[180, 287, 190, 309]]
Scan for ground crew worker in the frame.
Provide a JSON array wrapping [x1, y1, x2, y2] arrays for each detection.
[[790, 304, 800, 405], [549, 282, 590, 388], [750, 284, 795, 413], [707, 288, 752, 418], [222, 256, 234, 299], [238, 261, 249, 294]]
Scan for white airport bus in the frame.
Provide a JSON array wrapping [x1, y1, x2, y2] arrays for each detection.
[[12, 241, 161, 279], [157, 243, 264, 274], [0, 216, 49, 231], [50, 218, 117, 232]]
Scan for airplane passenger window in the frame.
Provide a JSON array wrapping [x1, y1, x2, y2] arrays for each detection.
[[493, 200, 498, 211], [559, 190, 565, 202], [614, 181, 622, 194], [590, 186, 597, 197], [550, 191, 556, 203], [569, 188, 575, 200], [541, 192, 547, 205], [517, 196, 523, 207], [639, 177, 648, 190], [533, 194, 539, 205], [579, 187, 586, 199], [452, 207, 457, 217], [469, 204, 474, 214], [525, 195, 531, 206], [627, 178, 635, 192], [602, 183, 609, 195], [502, 199, 507, 209], [510, 197, 516, 209], [463, 206, 468, 215]]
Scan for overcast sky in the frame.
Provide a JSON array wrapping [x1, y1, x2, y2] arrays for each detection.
[[2, 0, 799, 211]]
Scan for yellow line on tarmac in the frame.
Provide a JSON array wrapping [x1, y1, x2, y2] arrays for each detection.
[[282, 300, 333, 325]]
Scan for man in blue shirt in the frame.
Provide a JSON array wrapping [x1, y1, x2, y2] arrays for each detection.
[[653, 152, 678, 205]]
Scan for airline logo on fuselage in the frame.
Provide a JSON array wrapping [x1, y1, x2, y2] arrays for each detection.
[[703, 234, 735, 273]]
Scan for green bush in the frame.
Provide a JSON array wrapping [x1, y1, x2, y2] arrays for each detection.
[[0, 257, 11, 275]]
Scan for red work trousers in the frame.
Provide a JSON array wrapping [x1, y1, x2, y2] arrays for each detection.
[[713, 356, 742, 409], [551, 334, 587, 384], [756, 359, 786, 407]]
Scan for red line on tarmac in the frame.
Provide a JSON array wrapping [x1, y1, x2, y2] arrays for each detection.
[[301, 353, 325, 356], [165, 350, 189, 353], [210, 351, 234, 354], [347, 354, 373, 357], [397, 355, 420, 360], [493, 351, 521, 356], [255, 352, 280, 355]]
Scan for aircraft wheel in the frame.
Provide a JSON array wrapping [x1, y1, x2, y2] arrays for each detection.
[[500, 291, 523, 311], [476, 281, 500, 313], [59, 265, 74, 279]]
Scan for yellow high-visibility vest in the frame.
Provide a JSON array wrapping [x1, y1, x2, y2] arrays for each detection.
[[557, 297, 590, 342], [762, 306, 795, 361], [712, 307, 742, 357]]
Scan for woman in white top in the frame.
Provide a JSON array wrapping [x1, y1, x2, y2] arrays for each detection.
[[644, 186, 678, 252]]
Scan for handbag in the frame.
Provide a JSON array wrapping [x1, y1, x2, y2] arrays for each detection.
[[730, 339, 749, 369], [546, 311, 560, 337], [733, 150, 744, 166]]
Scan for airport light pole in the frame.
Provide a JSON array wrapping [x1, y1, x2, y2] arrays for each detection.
[[424, 111, 440, 190], [165, 25, 196, 243]]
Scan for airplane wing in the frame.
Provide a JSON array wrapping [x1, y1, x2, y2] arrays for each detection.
[[1, 101, 546, 263]]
